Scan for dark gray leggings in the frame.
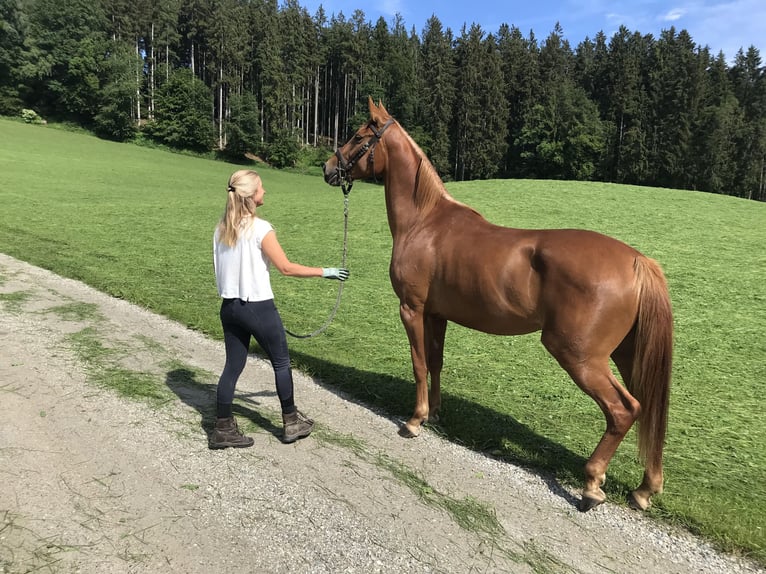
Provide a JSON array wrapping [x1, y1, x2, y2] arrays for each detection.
[[217, 298, 295, 416]]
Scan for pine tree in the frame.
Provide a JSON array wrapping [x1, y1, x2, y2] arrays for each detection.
[[21, 0, 110, 122], [207, 0, 249, 149], [730, 47, 766, 200], [603, 28, 652, 183], [453, 24, 507, 180], [382, 14, 418, 127], [251, 0, 287, 140], [516, 23, 605, 180], [419, 16, 456, 178], [0, 0, 27, 114], [498, 24, 541, 177], [688, 50, 741, 194], [646, 27, 706, 189], [93, 42, 141, 140]]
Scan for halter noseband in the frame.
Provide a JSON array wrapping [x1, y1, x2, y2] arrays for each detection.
[[335, 118, 395, 194]]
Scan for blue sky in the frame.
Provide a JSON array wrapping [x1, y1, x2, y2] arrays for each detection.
[[299, 0, 765, 63]]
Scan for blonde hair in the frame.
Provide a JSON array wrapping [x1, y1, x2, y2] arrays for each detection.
[[217, 169, 262, 247]]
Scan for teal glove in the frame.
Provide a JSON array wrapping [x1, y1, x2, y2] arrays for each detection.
[[322, 267, 350, 281]]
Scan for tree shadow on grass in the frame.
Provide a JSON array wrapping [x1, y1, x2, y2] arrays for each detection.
[[164, 367, 282, 444]]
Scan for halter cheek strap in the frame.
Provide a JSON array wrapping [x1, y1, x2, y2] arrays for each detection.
[[335, 118, 395, 195]]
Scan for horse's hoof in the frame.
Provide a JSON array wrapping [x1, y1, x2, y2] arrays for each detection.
[[628, 491, 651, 511], [399, 422, 421, 438], [428, 411, 440, 423], [579, 493, 605, 512]]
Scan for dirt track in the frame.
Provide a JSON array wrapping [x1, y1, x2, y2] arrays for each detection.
[[0, 252, 762, 574]]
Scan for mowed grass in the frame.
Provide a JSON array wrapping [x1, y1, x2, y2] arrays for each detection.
[[1, 118, 764, 563]]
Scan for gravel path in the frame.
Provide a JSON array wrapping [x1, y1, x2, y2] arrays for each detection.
[[0, 252, 762, 574]]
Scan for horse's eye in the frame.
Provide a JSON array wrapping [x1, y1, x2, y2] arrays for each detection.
[[353, 134, 363, 143]]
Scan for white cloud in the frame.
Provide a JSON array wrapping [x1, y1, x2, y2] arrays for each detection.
[[682, 0, 765, 61], [663, 8, 686, 21], [604, 12, 623, 24], [379, 0, 404, 18], [592, 0, 764, 61]]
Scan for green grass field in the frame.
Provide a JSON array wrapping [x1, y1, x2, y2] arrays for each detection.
[[1, 117, 764, 563]]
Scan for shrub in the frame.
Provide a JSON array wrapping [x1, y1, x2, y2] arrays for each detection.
[[21, 109, 45, 124], [262, 128, 300, 168], [222, 92, 261, 161], [147, 69, 214, 152]]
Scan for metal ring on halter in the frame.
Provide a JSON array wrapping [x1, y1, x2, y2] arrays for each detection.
[[332, 118, 395, 196]]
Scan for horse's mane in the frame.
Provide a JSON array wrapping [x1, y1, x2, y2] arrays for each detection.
[[398, 124, 453, 213]]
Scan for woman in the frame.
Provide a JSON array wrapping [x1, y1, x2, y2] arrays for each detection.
[[211, 169, 349, 448]]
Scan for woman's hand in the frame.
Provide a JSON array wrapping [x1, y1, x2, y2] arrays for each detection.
[[322, 268, 350, 281]]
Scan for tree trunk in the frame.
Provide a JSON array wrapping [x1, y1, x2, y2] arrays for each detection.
[[149, 22, 155, 120], [218, 63, 224, 150], [333, 78, 339, 149], [135, 39, 142, 124], [313, 67, 319, 147]]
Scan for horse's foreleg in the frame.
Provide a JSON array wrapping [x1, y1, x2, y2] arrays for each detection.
[[399, 303, 429, 437], [425, 316, 447, 422]]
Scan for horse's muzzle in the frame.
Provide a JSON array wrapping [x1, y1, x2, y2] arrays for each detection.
[[322, 162, 341, 187]]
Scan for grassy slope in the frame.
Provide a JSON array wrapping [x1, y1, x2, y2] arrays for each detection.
[[1, 118, 764, 563]]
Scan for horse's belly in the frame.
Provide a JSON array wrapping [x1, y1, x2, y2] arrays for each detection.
[[439, 305, 540, 336]]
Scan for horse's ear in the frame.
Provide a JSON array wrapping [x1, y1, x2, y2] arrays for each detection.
[[369, 97, 390, 125]]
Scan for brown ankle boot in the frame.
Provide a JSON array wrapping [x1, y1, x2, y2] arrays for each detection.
[[282, 410, 314, 443], [209, 417, 254, 449]]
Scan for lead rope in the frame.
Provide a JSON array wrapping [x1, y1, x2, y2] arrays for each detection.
[[285, 190, 350, 339]]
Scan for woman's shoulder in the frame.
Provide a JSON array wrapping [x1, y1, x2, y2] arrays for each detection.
[[253, 217, 273, 232], [250, 217, 274, 242]]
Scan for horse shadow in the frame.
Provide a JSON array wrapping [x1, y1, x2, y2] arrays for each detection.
[[164, 367, 282, 443], [287, 350, 609, 509], [164, 353, 629, 509]]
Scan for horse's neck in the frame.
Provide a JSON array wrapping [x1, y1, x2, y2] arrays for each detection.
[[382, 138, 444, 239], [383, 162, 424, 239]]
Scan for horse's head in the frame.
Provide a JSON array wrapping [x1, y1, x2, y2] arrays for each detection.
[[323, 97, 395, 192]]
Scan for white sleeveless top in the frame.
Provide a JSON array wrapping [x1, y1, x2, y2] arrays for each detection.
[[213, 217, 275, 301]]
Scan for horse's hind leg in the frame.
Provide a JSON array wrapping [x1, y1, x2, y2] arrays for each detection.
[[611, 337, 664, 510], [544, 333, 641, 511], [574, 362, 640, 511], [425, 315, 447, 422]]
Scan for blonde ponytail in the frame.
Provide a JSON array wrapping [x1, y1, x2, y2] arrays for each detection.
[[217, 170, 262, 247]]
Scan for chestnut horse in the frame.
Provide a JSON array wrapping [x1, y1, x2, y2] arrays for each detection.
[[323, 98, 672, 512]]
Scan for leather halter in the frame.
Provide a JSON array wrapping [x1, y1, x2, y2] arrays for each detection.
[[334, 118, 395, 194]]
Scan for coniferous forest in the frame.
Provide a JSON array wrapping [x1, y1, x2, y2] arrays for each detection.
[[1, 0, 764, 201]]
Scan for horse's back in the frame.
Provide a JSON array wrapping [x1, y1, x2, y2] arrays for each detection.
[[413, 209, 645, 337], [430, 204, 642, 287], [529, 227, 642, 281]]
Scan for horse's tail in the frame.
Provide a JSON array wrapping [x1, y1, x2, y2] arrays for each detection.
[[630, 256, 673, 475]]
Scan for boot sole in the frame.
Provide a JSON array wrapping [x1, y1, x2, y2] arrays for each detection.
[[281, 430, 312, 444], [209, 440, 254, 449]]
